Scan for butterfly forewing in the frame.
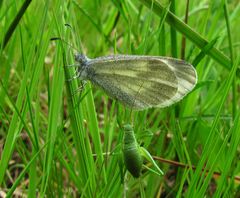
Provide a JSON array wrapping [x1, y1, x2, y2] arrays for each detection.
[[158, 57, 197, 107], [80, 55, 197, 110]]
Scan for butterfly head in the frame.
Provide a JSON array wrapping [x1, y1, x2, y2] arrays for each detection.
[[74, 54, 89, 66], [74, 54, 90, 79]]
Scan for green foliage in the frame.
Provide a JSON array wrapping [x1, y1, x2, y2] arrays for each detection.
[[0, 0, 240, 197]]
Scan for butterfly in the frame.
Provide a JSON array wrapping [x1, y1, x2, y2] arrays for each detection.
[[74, 54, 197, 110]]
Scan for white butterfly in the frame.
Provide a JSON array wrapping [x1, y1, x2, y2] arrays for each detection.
[[74, 54, 197, 110]]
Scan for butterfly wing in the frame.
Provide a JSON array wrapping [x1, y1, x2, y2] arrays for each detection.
[[85, 55, 197, 110]]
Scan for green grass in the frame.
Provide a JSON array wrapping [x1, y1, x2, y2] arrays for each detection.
[[1, 0, 240, 197]]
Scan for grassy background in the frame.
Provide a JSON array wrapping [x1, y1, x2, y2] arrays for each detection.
[[1, 0, 240, 197]]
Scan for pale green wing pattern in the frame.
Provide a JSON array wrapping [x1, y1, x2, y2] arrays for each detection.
[[86, 55, 197, 110]]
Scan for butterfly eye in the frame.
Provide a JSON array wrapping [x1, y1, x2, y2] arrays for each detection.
[[122, 124, 143, 178]]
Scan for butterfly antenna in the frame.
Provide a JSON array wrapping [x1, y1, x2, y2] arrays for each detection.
[[50, 37, 80, 53], [64, 23, 84, 55]]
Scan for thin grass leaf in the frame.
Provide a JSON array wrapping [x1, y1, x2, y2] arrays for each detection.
[[139, 0, 232, 71]]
